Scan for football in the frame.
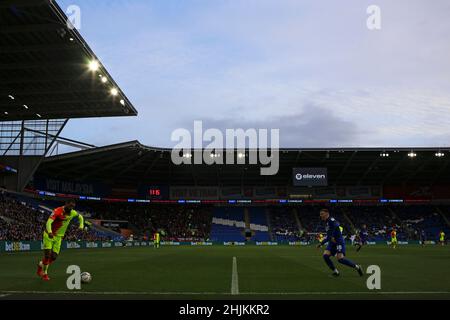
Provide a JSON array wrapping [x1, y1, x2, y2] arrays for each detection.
[[80, 272, 92, 284]]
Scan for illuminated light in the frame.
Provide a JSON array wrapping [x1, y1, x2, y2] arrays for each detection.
[[4, 112, 8, 115], [101, 77, 108, 83], [408, 152, 417, 158], [183, 153, 192, 158], [435, 152, 445, 158], [110, 88, 118, 96], [209, 153, 220, 158], [36, 113, 42, 118], [8, 95, 14, 100], [23, 105, 28, 109], [237, 152, 245, 158], [69, 37, 74, 41], [88, 60, 99, 72], [120, 99, 125, 106]]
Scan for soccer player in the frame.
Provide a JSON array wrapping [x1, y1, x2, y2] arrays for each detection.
[[36, 200, 85, 281], [390, 229, 398, 249], [317, 209, 363, 277], [419, 229, 427, 246], [153, 231, 160, 248], [439, 230, 446, 246], [355, 224, 369, 252]]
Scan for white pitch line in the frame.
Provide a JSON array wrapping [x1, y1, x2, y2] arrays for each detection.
[[238, 291, 450, 295], [231, 256, 239, 295], [0, 291, 227, 295], [1, 291, 449, 296]]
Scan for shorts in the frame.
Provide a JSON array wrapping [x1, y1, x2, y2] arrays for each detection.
[[43, 231, 63, 254], [326, 242, 346, 256], [391, 237, 398, 244]]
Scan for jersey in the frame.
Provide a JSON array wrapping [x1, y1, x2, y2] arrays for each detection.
[[391, 231, 397, 239], [440, 232, 445, 241], [46, 206, 83, 237], [420, 230, 426, 240], [322, 217, 344, 245], [359, 229, 369, 242], [154, 232, 160, 242]]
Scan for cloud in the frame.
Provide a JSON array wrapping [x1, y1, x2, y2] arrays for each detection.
[[57, 0, 450, 149], [172, 104, 361, 148]]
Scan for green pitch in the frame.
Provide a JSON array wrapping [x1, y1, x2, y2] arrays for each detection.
[[1, 245, 449, 299]]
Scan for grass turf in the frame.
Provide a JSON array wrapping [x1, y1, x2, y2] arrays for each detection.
[[0, 245, 449, 299]]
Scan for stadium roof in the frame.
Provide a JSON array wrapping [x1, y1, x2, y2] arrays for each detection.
[[0, 0, 137, 121], [35, 141, 450, 187]]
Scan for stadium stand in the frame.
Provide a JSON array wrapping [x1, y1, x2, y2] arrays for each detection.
[[269, 206, 302, 242], [248, 207, 271, 241], [392, 205, 450, 241], [0, 191, 120, 241], [2, 189, 450, 243], [343, 205, 398, 241], [296, 206, 351, 235], [210, 207, 246, 242]]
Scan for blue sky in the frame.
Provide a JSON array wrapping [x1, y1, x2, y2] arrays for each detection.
[[57, 0, 450, 148]]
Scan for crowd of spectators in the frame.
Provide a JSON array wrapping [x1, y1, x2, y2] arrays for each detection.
[[269, 206, 302, 241], [0, 193, 111, 241], [344, 205, 402, 241], [82, 202, 213, 241], [1, 189, 448, 243], [297, 206, 351, 235]]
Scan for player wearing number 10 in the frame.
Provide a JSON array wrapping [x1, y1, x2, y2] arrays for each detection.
[[317, 209, 363, 278], [36, 200, 85, 281]]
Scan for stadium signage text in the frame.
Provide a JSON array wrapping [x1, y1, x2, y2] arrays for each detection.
[[34, 176, 111, 197], [66, 242, 81, 249], [4, 241, 31, 252], [293, 168, 328, 186], [0, 240, 423, 253]]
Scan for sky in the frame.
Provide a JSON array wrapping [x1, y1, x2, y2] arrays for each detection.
[[57, 0, 450, 148]]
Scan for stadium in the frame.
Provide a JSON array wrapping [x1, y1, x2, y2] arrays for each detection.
[[1, 0, 450, 302]]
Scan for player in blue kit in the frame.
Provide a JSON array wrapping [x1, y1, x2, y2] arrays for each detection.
[[317, 209, 363, 277], [355, 224, 369, 252], [419, 229, 427, 246]]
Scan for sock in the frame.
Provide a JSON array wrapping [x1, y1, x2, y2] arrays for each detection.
[[338, 258, 357, 269], [323, 254, 337, 272], [43, 257, 50, 274]]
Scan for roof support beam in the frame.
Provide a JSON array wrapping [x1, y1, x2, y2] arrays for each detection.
[[334, 151, 357, 186], [112, 151, 155, 181], [0, 43, 78, 53]]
